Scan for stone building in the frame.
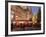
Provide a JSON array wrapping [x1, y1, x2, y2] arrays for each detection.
[[11, 5, 32, 24]]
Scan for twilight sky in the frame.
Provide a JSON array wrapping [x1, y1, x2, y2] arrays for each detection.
[[28, 6, 41, 15]]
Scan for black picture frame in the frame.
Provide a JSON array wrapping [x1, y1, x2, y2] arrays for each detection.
[[5, 0, 45, 36]]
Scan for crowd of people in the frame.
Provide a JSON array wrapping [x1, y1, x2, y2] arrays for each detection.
[[11, 21, 41, 31]]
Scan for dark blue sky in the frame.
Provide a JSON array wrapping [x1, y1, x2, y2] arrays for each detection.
[[28, 6, 40, 15]]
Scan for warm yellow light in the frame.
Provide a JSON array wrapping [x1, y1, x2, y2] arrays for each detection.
[[16, 16, 18, 17], [11, 15, 14, 19], [35, 21, 37, 23], [19, 21, 24, 23], [32, 15, 37, 24], [13, 21, 16, 25], [11, 11, 15, 14]]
